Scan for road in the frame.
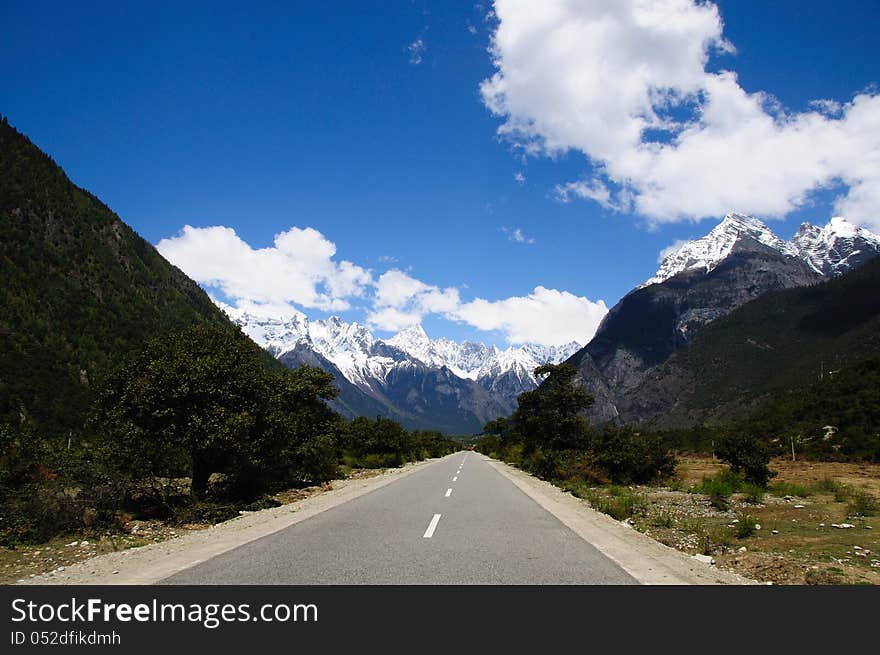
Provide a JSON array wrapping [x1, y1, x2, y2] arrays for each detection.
[[162, 453, 637, 584]]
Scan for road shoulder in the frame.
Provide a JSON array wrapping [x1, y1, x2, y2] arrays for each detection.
[[20, 456, 449, 585], [484, 455, 756, 585]]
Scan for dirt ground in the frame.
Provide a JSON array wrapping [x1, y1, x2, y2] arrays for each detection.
[[605, 456, 880, 585]]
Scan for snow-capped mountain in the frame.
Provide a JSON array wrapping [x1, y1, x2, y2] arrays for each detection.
[[644, 213, 879, 287], [791, 216, 880, 276], [385, 324, 579, 384], [223, 305, 582, 430]]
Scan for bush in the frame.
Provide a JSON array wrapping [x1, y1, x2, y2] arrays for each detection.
[[588, 426, 676, 485], [694, 474, 734, 511], [583, 486, 648, 521], [735, 514, 758, 538], [847, 489, 878, 517], [716, 433, 776, 487]]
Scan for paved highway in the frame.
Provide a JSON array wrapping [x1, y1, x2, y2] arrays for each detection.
[[162, 452, 637, 584]]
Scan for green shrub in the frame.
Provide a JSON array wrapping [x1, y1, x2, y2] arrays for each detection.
[[716, 432, 776, 487], [584, 486, 648, 521], [589, 426, 676, 485], [741, 483, 766, 505], [734, 514, 758, 538], [847, 489, 878, 517]]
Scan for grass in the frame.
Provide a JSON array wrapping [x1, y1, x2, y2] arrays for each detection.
[[847, 489, 878, 517], [769, 481, 815, 498], [564, 482, 648, 521]]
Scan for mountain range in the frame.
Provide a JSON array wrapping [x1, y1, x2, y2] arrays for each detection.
[[569, 212, 880, 425], [4, 115, 878, 438], [224, 306, 580, 433], [225, 212, 879, 434]]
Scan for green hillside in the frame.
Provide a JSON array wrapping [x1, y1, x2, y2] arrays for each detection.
[[645, 256, 880, 429], [0, 116, 229, 435]]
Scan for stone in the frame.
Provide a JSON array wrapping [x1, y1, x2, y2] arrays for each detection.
[[692, 554, 715, 565]]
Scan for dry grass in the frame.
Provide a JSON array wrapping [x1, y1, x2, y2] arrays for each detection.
[[627, 455, 880, 585]]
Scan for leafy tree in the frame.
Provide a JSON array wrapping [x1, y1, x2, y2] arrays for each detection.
[[264, 365, 342, 487], [717, 432, 776, 487], [589, 425, 676, 484], [92, 325, 293, 496], [511, 363, 593, 451]]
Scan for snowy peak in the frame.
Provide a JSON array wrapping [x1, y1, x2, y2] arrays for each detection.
[[225, 306, 582, 397], [645, 213, 795, 287], [645, 213, 879, 287], [791, 216, 880, 276]]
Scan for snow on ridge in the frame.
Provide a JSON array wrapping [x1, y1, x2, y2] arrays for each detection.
[[644, 213, 880, 287], [223, 306, 582, 389]]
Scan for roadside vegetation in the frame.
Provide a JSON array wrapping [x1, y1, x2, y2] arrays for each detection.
[[476, 362, 879, 585], [0, 324, 459, 549]]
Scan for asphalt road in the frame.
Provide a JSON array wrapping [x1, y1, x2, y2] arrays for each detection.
[[162, 453, 637, 584]]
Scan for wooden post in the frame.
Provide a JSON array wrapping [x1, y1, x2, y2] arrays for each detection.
[[791, 436, 796, 462]]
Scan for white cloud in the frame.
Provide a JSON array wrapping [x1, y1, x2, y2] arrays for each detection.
[[159, 226, 605, 347], [513, 171, 526, 184], [502, 226, 535, 244], [157, 225, 372, 313], [408, 37, 425, 65], [453, 286, 607, 346], [481, 0, 880, 229], [368, 269, 461, 330]]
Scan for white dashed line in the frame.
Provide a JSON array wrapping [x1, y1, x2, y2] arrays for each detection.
[[453, 476, 458, 482], [445, 488, 452, 497], [423, 513, 442, 538]]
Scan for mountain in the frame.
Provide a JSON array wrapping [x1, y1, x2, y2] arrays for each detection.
[[567, 212, 879, 424], [790, 216, 880, 276], [0, 117, 230, 434], [226, 308, 579, 433], [634, 256, 880, 429]]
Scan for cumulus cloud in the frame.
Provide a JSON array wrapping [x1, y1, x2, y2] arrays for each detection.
[[159, 226, 606, 347], [367, 269, 603, 345], [453, 286, 608, 345], [368, 269, 461, 330], [157, 225, 372, 314], [480, 0, 880, 229]]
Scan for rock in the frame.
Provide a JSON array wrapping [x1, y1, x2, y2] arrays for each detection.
[[692, 554, 715, 565], [66, 541, 79, 547], [738, 546, 747, 553], [854, 545, 863, 550], [112, 570, 119, 575], [832, 523, 855, 529], [772, 530, 779, 534], [731, 518, 739, 523], [794, 504, 805, 509], [819, 523, 825, 527], [80, 540, 89, 546], [754, 524, 761, 530]]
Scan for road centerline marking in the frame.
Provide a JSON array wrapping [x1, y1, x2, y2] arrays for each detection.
[[453, 476, 458, 482], [445, 488, 452, 497], [423, 513, 442, 538]]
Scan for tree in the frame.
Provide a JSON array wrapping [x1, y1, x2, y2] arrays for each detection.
[[264, 365, 342, 486], [91, 325, 280, 496], [483, 417, 510, 441], [511, 363, 593, 451], [717, 432, 777, 487]]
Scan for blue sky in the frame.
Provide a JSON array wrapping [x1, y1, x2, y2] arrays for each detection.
[[2, 1, 878, 346]]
